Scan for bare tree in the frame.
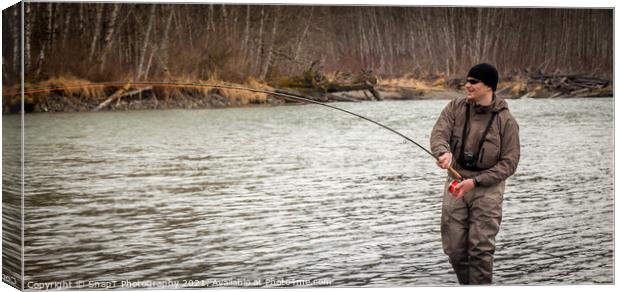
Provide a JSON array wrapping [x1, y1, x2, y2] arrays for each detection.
[[6, 4, 613, 85], [260, 6, 280, 80], [60, 7, 72, 49], [12, 6, 20, 75], [87, 4, 104, 62], [136, 5, 157, 80], [97, 3, 120, 73], [157, 5, 175, 78], [24, 2, 32, 78]]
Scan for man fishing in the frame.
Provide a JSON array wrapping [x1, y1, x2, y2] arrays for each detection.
[[430, 63, 520, 285]]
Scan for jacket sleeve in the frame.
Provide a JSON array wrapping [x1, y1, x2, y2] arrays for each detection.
[[430, 99, 456, 157], [475, 117, 520, 186]]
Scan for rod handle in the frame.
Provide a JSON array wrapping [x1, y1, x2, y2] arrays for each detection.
[[447, 166, 463, 181]]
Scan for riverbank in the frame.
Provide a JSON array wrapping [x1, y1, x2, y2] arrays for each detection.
[[1, 74, 612, 113]]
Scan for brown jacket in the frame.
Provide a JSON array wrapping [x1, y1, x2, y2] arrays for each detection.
[[430, 95, 520, 186]]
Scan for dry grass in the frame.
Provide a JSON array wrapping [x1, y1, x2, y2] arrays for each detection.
[[153, 75, 272, 105], [7, 75, 277, 111], [200, 76, 271, 105], [2, 77, 106, 111], [2, 83, 21, 97], [35, 76, 105, 100], [1, 83, 24, 110], [240, 77, 271, 103], [497, 76, 528, 96], [378, 76, 445, 93]]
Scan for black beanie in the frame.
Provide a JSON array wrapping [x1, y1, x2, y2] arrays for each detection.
[[467, 63, 498, 92]]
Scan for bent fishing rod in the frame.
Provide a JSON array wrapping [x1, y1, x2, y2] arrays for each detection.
[[7, 81, 463, 180]]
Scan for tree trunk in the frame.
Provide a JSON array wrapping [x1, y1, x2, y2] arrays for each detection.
[[159, 5, 175, 78], [78, 4, 84, 34], [34, 42, 46, 80], [136, 5, 156, 80], [2, 57, 9, 84], [12, 6, 19, 76], [357, 8, 368, 66], [260, 7, 279, 80], [294, 7, 313, 62], [144, 47, 154, 80], [208, 4, 215, 31], [51, 4, 59, 48], [221, 5, 228, 37], [60, 7, 72, 49], [254, 6, 265, 75], [87, 4, 104, 62], [24, 3, 32, 77], [46, 3, 53, 46], [98, 3, 121, 73], [241, 5, 251, 61]]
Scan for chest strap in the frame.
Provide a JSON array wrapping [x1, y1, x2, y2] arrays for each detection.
[[459, 103, 497, 170]]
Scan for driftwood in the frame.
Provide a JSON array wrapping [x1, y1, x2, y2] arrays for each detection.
[[569, 88, 590, 97], [274, 89, 326, 103], [327, 94, 361, 102], [326, 80, 381, 100], [326, 82, 372, 93], [528, 73, 610, 95], [94, 86, 152, 111], [276, 64, 381, 102]]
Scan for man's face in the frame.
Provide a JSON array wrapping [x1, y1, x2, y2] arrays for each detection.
[[465, 77, 492, 102]]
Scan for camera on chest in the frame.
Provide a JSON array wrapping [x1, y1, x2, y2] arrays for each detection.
[[462, 151, 478, 169]]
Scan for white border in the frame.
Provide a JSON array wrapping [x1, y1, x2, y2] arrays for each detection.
[[0, 1, 617, 292]]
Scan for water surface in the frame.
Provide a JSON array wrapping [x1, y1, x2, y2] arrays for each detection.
[[9, 98, 613, 287]]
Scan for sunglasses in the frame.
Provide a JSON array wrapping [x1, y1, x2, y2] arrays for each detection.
[[466, 78, 481, 85]]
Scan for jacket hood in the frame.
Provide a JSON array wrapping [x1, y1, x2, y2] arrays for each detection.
[[491, 94, 509, 112]]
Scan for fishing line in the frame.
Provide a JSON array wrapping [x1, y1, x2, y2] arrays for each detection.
[[4, 81, 463, 180]]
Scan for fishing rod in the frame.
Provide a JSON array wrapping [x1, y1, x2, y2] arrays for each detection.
[[6, 81, 464, 181]]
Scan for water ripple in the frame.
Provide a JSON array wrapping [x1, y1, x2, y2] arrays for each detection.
[[4, 98, 612, 286]]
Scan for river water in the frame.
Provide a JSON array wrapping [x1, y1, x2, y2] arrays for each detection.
[[4, 97, 613, 287]]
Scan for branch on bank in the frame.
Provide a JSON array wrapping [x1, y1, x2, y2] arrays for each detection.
[[94, 86, 152, 111]]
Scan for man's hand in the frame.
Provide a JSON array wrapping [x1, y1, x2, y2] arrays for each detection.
[[436, 152, 452, 169], [453, 179, 476, 199]]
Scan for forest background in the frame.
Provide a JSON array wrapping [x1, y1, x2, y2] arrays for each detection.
[[0, 2, 613, 111]]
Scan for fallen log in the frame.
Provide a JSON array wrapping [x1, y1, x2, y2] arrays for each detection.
[[274, 89, 325, 103], [326, 80, 381, 100], [569, 88, 591, 97], [94, 86, 152, 111], [548, 92, 563, 98], [326, 93, 361, 102]]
